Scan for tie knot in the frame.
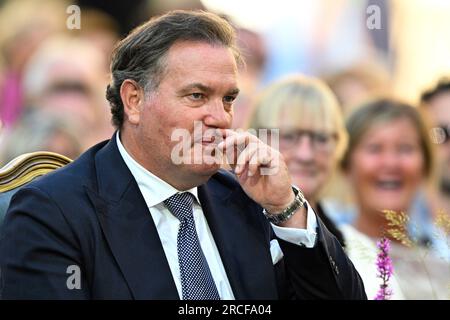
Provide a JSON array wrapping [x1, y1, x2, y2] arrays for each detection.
[[164, 192, 195, 221]]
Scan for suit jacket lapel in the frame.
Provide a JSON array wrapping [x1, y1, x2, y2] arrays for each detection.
[[88, 134, 179, 299], [198, 180, 278, 299]]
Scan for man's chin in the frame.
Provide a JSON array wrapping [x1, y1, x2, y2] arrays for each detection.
[[171, 163, 220, 190], [188, 162, 221, 176]]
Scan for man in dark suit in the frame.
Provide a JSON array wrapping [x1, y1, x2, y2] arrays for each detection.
[[0, 10, 366, 299]]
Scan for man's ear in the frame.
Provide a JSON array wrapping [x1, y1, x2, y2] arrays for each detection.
[[120, 79, 144, 125]]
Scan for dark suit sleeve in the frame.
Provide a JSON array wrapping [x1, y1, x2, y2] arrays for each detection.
[[0, 186, 90, 299], [275, 215, 367, 300]]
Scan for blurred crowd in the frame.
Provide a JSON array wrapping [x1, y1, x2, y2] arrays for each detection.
[[0, 0, 448, 300]]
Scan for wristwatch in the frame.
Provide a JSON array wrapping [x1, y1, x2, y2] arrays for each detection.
[[263, 185, 306, 225]]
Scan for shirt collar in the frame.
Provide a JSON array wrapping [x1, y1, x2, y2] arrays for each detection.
[[116, 131, 199, 207]]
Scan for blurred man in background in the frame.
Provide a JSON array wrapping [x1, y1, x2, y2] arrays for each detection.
[[421, 78, 450, 215]]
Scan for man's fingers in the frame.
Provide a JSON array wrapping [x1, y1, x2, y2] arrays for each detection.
[[235, 142, 259, 175], [215, 132, 278, 176], [218, 133, 255, 168], [236, 144, 275, 177], [247, 147, 274, 176], [218, 133, 250, 151]]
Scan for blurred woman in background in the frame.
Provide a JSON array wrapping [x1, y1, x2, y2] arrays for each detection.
[[248, 74, 348, 246], [20, 35, 113, 151], [341, 98, 449, 299], [0, 0, 67, 129]]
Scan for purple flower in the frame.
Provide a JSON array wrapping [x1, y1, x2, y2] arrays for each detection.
[[374, 237, 394, 300]]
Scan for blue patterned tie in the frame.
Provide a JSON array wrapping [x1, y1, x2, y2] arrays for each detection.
[[164, 192, 221, 300]]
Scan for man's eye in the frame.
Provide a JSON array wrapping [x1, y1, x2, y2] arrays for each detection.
[[223, 95, 236, 104], [190, 93, 204, 100]]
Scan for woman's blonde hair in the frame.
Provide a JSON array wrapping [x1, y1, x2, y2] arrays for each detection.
[[247, 74, 348, 161]]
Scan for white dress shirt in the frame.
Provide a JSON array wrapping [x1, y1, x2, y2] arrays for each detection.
[[116, 132, 318, 299]]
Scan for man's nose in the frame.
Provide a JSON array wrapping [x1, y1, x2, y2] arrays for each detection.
[[203, 99, 231, 128]]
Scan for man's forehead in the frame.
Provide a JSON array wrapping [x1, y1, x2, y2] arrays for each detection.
[[166, 40, 238, 66], [163, 41, 239, 91]]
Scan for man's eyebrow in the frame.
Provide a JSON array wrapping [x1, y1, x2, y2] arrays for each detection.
[[177, 83, 240, 96], [227, 88, 240, 95], [178, 83, 212, 94]]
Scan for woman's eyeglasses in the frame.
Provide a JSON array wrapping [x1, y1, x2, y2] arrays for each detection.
[[279, 130, 337, 153]]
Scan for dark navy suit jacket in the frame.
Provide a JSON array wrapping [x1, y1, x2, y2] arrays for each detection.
[[0, 134, 366, 299]]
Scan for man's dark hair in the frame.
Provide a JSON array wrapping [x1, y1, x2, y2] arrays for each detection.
[[421, 77, 450, 104], [106, 10, 241, 128]]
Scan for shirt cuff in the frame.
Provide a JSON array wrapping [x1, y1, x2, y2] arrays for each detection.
[[270, 200, 318, 248]]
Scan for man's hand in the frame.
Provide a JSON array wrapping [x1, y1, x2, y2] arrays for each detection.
[[217, 129, 307, 228]]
